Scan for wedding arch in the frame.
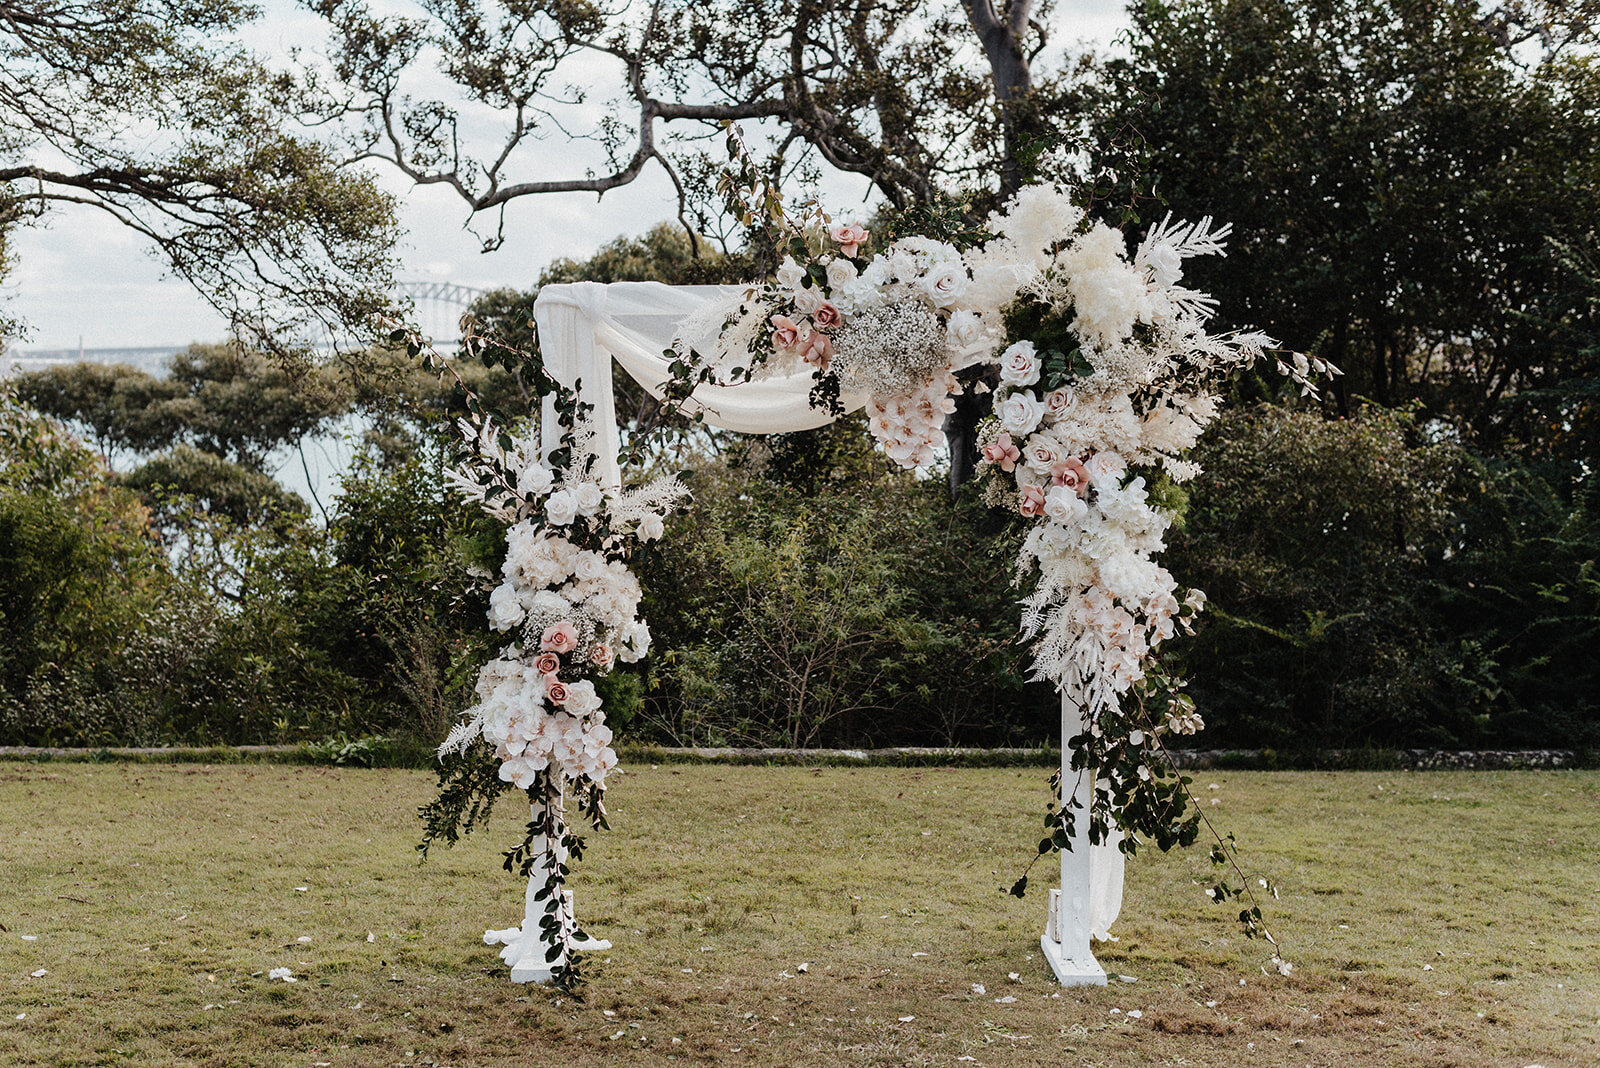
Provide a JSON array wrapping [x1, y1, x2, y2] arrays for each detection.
[[417, 182, 1331, 991]]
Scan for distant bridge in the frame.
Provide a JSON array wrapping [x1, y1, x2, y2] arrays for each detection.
[[395, 280, 489, 349]]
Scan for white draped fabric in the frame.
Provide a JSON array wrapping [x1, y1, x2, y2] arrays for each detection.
[[534, 281, 865, 487], [531, 279, 1123, 946]]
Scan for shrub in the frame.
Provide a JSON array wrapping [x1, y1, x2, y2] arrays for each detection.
[[632, 444, 1054, 748]]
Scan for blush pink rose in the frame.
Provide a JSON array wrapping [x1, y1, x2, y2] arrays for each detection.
[[1051, 456, 1090, 495], [545, 680, 571, 705], [812, 301, 842, 331], [832, 222, 868, 258], [533, 652, 561, 676], [981, 432, 1021, 473], [800, 330, 833, 369], [589, 643, 614, 669], [770, 314, 802, 352], [541, 622, 578, 654], [1019, 484, 1047, 517]]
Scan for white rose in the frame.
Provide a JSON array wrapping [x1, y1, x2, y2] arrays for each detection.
[[563, 680, 602, 717], [998, 341, 1040, 387], [1023, 436, 1059, 475], [918, 262, 969, 307], [517, 462, 554, 497], [1144, 243, 1183, 287], [998, 391, 1045, 437], [573, 550, 608, 582], [792, 286, 824, 317], [775, 256, 805, 292], [574, 483, 604, 515], [1044, 387, 1073, 419], [1084, 450, 1127, 489], [544, 489, 578, 525], [618, 619, 651, 662], [825, 258, 857, 290], [487, 582, 525, 632], [1043, 486, 1089, 526], [529, 590, 573, 617], [637, 512, 665, 542], [946, 309, 985, 349]]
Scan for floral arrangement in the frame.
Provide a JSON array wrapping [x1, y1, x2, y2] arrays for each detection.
[[410, 350, 688, 990]]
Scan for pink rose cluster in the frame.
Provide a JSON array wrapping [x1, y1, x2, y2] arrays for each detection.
[[767, 222, 870, 371], [831, 221, 869, 259], [770, 313, 836, 370]]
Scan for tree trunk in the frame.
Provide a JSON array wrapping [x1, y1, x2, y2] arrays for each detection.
[[961, 0, 1037, 198], [946, 365, 998, 497]]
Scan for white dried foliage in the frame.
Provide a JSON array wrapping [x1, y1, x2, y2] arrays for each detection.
[[609, 476, 691, 527]]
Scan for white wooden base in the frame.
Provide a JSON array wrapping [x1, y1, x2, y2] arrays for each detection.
[[1041, 934, 1107, 986], [490, 798, 612, 985], [1041, 694, 1121, 987], [489, 926, 613, 984]]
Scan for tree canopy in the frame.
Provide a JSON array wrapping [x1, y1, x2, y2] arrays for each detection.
[[14, 343, 349, 468], [1086, 0, 1600, 447], [1, 0, 401, 351], [307, 0, 1085, 246]]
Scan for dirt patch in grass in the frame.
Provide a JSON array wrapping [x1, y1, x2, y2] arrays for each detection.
[[0, 763, 1596, 1066]]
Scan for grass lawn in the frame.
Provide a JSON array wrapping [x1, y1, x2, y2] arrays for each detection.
[[1, 762, 1596, 1067]]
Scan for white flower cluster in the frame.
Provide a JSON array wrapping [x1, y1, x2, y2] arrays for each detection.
[[441, 407, 686, 791], [866, 369, 961, 469], [968, 190, 1333, 722], [490, 521, 652, 665], [676, 184, 1331, 732], [466, 655, 618, 787]]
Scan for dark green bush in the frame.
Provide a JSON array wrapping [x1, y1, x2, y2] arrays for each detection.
[[1168, 402, 1599, 749]]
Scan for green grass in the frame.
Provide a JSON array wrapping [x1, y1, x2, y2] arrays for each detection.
[[1, 763, 1596, 1066]]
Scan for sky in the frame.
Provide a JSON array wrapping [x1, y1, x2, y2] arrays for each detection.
[[0, 0, 1132, 352]]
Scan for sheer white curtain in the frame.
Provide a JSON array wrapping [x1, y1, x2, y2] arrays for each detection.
[[531, 279, 1122, 940]]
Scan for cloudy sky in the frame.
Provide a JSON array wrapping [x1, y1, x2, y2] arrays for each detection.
[[2, 0, 1131, 351]]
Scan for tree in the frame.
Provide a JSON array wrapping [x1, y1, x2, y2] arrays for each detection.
[[1086, 0, 1600, 443], [15, 343, 351, 470], [0, 386, 168, 741], [307, 0, 1085, 248], [1, 0, 401, 351], [8, 361, 186, 460]]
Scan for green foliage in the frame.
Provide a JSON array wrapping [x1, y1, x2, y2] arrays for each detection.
[[0, 386, 464, 749], [536, 223, 752, 288], [11, 362, 187, 458], [304, 732, 398, 767], [1431, 456, 1600, 747], [324, 440, 497, 746], [163, 343, 351, 468], [1167, 401, 1600, 749], [121, 444, 309, 532], [634, 456, 1051, 748], [1169, 402, 1469, 746], [1, 0, 399, 349], [0, 401, 168, 744], [1089, 0, 1600, 444], [14, 343, 351, 469]]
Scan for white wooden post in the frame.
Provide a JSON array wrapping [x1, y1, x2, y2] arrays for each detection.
[[483, 795, 612, 983], [1041, 693, 1109, 986]]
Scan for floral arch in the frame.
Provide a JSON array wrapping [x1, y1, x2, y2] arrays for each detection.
[[417, 185, 1330, 991]]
